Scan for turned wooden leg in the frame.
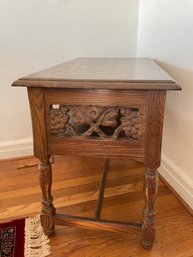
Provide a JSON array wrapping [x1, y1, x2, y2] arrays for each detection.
[[39, 158, 55, 235], [141, 168, 158, 249]]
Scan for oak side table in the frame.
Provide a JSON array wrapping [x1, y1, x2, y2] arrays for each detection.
[[12, 58, 181, 249]]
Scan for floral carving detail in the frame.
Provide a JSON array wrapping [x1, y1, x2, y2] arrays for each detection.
[[102, 108, 118, 127], [70, 106, 103, 125], [49, 105, 140, 141], [50, 106, 69, 135], [120, 108, 140, 140]]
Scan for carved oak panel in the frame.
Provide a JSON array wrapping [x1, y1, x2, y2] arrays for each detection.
[[49, 105, 141, 141]]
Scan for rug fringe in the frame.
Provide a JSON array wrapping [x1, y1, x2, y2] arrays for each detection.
[[25, 215, 51, 257]]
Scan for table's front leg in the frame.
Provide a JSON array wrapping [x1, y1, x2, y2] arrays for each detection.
[[39, 158, 55, 235], [142, 168, 158, 249], [142, 90, 166, 249], [27, 88, 56, 235]]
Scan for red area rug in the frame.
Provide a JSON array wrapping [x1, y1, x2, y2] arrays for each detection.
[[0, 216, 51, 257]]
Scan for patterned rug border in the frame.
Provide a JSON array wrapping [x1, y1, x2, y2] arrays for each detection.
[[0, 216, 51, 257]]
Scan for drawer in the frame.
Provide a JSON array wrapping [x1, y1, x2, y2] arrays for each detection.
[[44, 88, 146, 160]]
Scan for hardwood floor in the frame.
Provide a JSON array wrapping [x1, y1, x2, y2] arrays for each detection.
[[0, 156, 193, 257]]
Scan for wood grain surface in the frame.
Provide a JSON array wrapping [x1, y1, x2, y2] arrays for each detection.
[[12, 58, 181, 90], [0, 156, 192, 256], [27, 88, 48, 160]]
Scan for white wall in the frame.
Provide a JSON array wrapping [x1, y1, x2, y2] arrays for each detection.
[[0, 0, 140, 159], [138, 0, 193, 209]]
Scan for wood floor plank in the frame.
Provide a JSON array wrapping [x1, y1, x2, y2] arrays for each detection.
[[0, 156, 192, 256]]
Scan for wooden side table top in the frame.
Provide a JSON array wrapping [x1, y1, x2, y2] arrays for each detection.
[[12, 57, 181, 90]]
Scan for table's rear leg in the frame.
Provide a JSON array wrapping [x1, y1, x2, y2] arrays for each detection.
[[141, 168, 158, 249], [39, 158, 55, 236]]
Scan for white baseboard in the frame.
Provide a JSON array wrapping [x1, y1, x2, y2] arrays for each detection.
[[159, 153, 193, 210], [0, 138, 33, 160]]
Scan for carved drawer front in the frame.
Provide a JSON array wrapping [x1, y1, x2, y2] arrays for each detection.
[[49, 105, 141, 141], [44, 89, 146, 160]]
